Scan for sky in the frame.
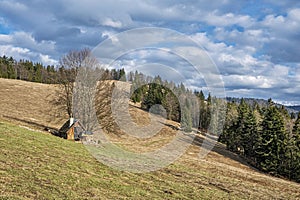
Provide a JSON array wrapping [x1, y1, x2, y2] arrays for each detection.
[[0, 0, 300, 105]]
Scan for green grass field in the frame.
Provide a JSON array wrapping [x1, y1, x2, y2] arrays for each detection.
[[0, 121, 229, 199], [1, 121, 300, 199]]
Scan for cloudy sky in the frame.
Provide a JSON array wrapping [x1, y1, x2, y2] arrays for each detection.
[[0, 0, 300, 105]]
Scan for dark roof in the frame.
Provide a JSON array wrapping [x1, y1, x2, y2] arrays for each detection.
[[58, 119, 85, 133]]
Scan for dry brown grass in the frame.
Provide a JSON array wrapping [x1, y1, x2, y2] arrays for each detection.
[[1, 78, 300, 199], [0, 78, 67, 130]]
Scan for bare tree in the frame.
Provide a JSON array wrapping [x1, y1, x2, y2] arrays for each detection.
[[58, 48, 91, 118], [57, 48, 125, 134], [72, 55, 99, 132]]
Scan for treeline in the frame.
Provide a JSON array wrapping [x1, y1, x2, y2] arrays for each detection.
[[0, 55, 126, 84], [219, 99, 300, 182], [0, 55, 58, 83], [129, 71, 217, 132]]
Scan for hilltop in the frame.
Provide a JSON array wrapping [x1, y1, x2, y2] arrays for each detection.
[[0, 78, 300, 199]]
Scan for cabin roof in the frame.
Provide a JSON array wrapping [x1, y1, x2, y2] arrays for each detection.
[[58, 119, 86, 133]]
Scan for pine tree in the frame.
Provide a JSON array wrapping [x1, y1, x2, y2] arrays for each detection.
[[219, 101, 238, 151], [195, 90, 206, 131], [131, 88, 142, 103], [181, 99, 193, 132], [256, 103, 288, 175], [119, 68, 126, 81], [141, 83, 163, 113], [290, 112, 296, 120], [290, 115, 300, 181], [236, 99, 259, 158], [204, 93, 212, 130], [162, 89, 180, 122]]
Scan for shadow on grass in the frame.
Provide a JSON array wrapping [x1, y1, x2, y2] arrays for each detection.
[[3, 115, 58, 132], [160, 122, 180, 130], [178, 131, 260, 171], [194, 134, 248, 164]]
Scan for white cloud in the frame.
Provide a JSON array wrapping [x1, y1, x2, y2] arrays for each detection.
[[0, 0, 27, 12], [189, 28, 300, 102], [223, 75, 271, 89], [0, 32, 56, 56], [0, 45, 57, 65], [39, 54, 58, 66], [0, 45, 30, 56], [261, 8, 300, 33], [0, 34, 12, 43], [258, 8, 300, 62], [101, 18, 123, 28], [204, 11, 253, 27], [0, 31, 57, 65]]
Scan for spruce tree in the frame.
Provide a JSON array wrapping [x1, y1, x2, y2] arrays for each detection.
[[196, 90, 206, 131], [205, 93, 212, 130], [256, 103, 287, 175], [237, 99, 258, 158], [290, 115, 300, 181], [219, 101, 238, 151], [181, 100, 193, 132], [142, 83, 162, 111], [162, 89, 180, 122]]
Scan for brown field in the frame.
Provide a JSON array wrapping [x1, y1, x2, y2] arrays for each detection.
[[0, 78, 67, 130], [0, 78, 300, 199]]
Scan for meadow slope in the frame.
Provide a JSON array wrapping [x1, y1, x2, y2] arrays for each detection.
[[0, 78, 67, 130], [0, 78, 300, 199]]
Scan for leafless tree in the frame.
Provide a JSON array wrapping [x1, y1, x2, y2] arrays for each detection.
[[56, 48, 125, 134], [58, 48, 91, 118], [73, 56, 99, 132]]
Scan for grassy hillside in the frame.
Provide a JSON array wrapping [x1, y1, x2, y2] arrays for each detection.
[[0, 121, 224, 199], [1, 121, 300, 199], [1, 78, 300, 199]]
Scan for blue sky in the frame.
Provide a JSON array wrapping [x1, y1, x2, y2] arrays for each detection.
[[0, 0, 300, 105]]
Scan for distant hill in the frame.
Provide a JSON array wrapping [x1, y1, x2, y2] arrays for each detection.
[[226, 97, 269, 107], [286, 105, 300, 112], [226, 97, 299, 114]]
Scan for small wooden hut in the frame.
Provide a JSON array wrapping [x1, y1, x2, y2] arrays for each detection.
[[58, 118, 86, 140]]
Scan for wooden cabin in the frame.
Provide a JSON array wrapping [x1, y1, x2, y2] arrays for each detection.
[[58, 118, 86, 140]]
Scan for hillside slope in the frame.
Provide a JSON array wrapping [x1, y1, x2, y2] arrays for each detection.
[[0, 78, 67, 130], [1, 121, 300, 199], [0, 78, 300, 199]]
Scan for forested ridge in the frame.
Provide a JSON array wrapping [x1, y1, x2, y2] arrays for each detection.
[[0, 55, 126, 84], [1, 54, 300, 183]]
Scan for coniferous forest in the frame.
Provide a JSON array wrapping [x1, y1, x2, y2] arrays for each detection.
[[219, 99, 300, 182], [1, 54, 300, 183], [0, 55, 126, 84]]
